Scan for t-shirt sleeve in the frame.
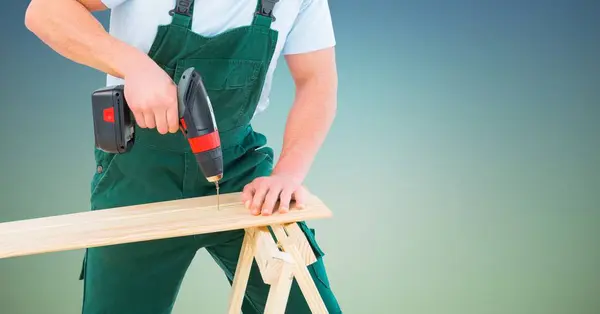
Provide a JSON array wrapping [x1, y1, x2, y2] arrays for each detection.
[[282, 0, 336, 55], [101, 0, 128, 9]]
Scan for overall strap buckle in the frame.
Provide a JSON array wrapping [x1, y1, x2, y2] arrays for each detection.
[[169, 0, 193, 17], [255, 0, 279, 22]]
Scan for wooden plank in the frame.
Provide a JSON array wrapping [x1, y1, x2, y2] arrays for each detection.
[[0, 192, 332, 259]]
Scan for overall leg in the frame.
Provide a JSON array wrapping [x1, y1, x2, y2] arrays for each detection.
[[81, 145, 197, 314]]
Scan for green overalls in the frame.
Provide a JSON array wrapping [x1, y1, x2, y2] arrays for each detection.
[[79, 0, 342, 313]]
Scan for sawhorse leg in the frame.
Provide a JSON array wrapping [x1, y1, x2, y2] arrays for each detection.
[[227, 223, 329, 314]]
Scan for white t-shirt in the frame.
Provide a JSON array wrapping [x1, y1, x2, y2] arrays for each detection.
[[101, 0, 336, 115]]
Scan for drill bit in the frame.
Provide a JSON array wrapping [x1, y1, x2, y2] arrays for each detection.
[[215, 181, 220, 211]]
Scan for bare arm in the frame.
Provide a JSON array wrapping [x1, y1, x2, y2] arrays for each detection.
[[25, 0, 180, 134], [273, 47, 338, 183], [24, 0, 148, 78]]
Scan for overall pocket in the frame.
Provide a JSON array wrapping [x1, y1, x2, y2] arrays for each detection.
[[174, 58, 262, 130], [83, 150, 121, 280], [89, 149, 121, 204], [296, 221, 332, 289]]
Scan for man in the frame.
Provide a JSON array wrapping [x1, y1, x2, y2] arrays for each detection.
[[24, 0, 340, 313]]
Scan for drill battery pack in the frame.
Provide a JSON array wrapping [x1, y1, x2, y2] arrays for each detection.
[[91, 85, 135, 154]]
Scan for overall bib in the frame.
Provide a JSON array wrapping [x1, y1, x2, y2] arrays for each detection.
[[79, 1, 342, 313]]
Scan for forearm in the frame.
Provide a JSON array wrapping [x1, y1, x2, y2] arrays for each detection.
[[273, 77, 337, 183], [24, 0, 147, 78]]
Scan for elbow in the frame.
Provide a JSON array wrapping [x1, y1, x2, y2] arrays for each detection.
[[329, 77, 338, 116], [328, 98, 338, 123], [297, 75, 338, 120], [319, 77, 338, 120]]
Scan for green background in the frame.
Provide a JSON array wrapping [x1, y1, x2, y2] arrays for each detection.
[[1, 1, 599, 313]]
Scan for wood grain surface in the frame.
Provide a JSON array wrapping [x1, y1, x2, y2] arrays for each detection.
[[0, 192, 332, 259]]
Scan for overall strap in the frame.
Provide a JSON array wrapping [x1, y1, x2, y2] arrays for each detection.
[[169, 0, 195, 29], [252, 0, 279, 28]]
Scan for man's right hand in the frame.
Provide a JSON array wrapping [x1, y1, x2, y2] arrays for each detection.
[[122, 59, 180, 135]]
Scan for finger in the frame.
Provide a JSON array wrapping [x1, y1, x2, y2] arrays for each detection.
[[143, 108, 156, 129], [241, 184, 255, 210], [293, 187, 307, 209], [154, 107, 168, 134], [261, 187, 282, 216], [132, 110, 147, 128], [166, 105, 179, 134], [278, 188, 293, 214], [250, 183, 269, 215]]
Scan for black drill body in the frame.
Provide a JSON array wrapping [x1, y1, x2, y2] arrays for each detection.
[[177, 68, 223, 181]]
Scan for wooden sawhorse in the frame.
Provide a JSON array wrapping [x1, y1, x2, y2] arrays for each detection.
[[0, 192, 332, 313], [228, 223, 328, 313]]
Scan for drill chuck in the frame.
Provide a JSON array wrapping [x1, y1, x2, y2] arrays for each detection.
[[195, 148, 223, 182]]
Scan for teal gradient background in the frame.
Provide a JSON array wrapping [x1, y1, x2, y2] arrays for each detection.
[[1, 1, 599, 313]]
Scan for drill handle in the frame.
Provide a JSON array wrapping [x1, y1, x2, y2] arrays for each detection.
[[177, 67, 218, 137]]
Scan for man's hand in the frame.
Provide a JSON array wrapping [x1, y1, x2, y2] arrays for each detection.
[[122, 59, 180, 134], [241, 174, 308, 216]]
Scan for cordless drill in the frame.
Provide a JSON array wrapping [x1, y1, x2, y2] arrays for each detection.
[[91, 67, 224, 202]]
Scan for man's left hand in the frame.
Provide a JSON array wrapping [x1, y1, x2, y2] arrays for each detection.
[[241, 174, 307, 216]]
